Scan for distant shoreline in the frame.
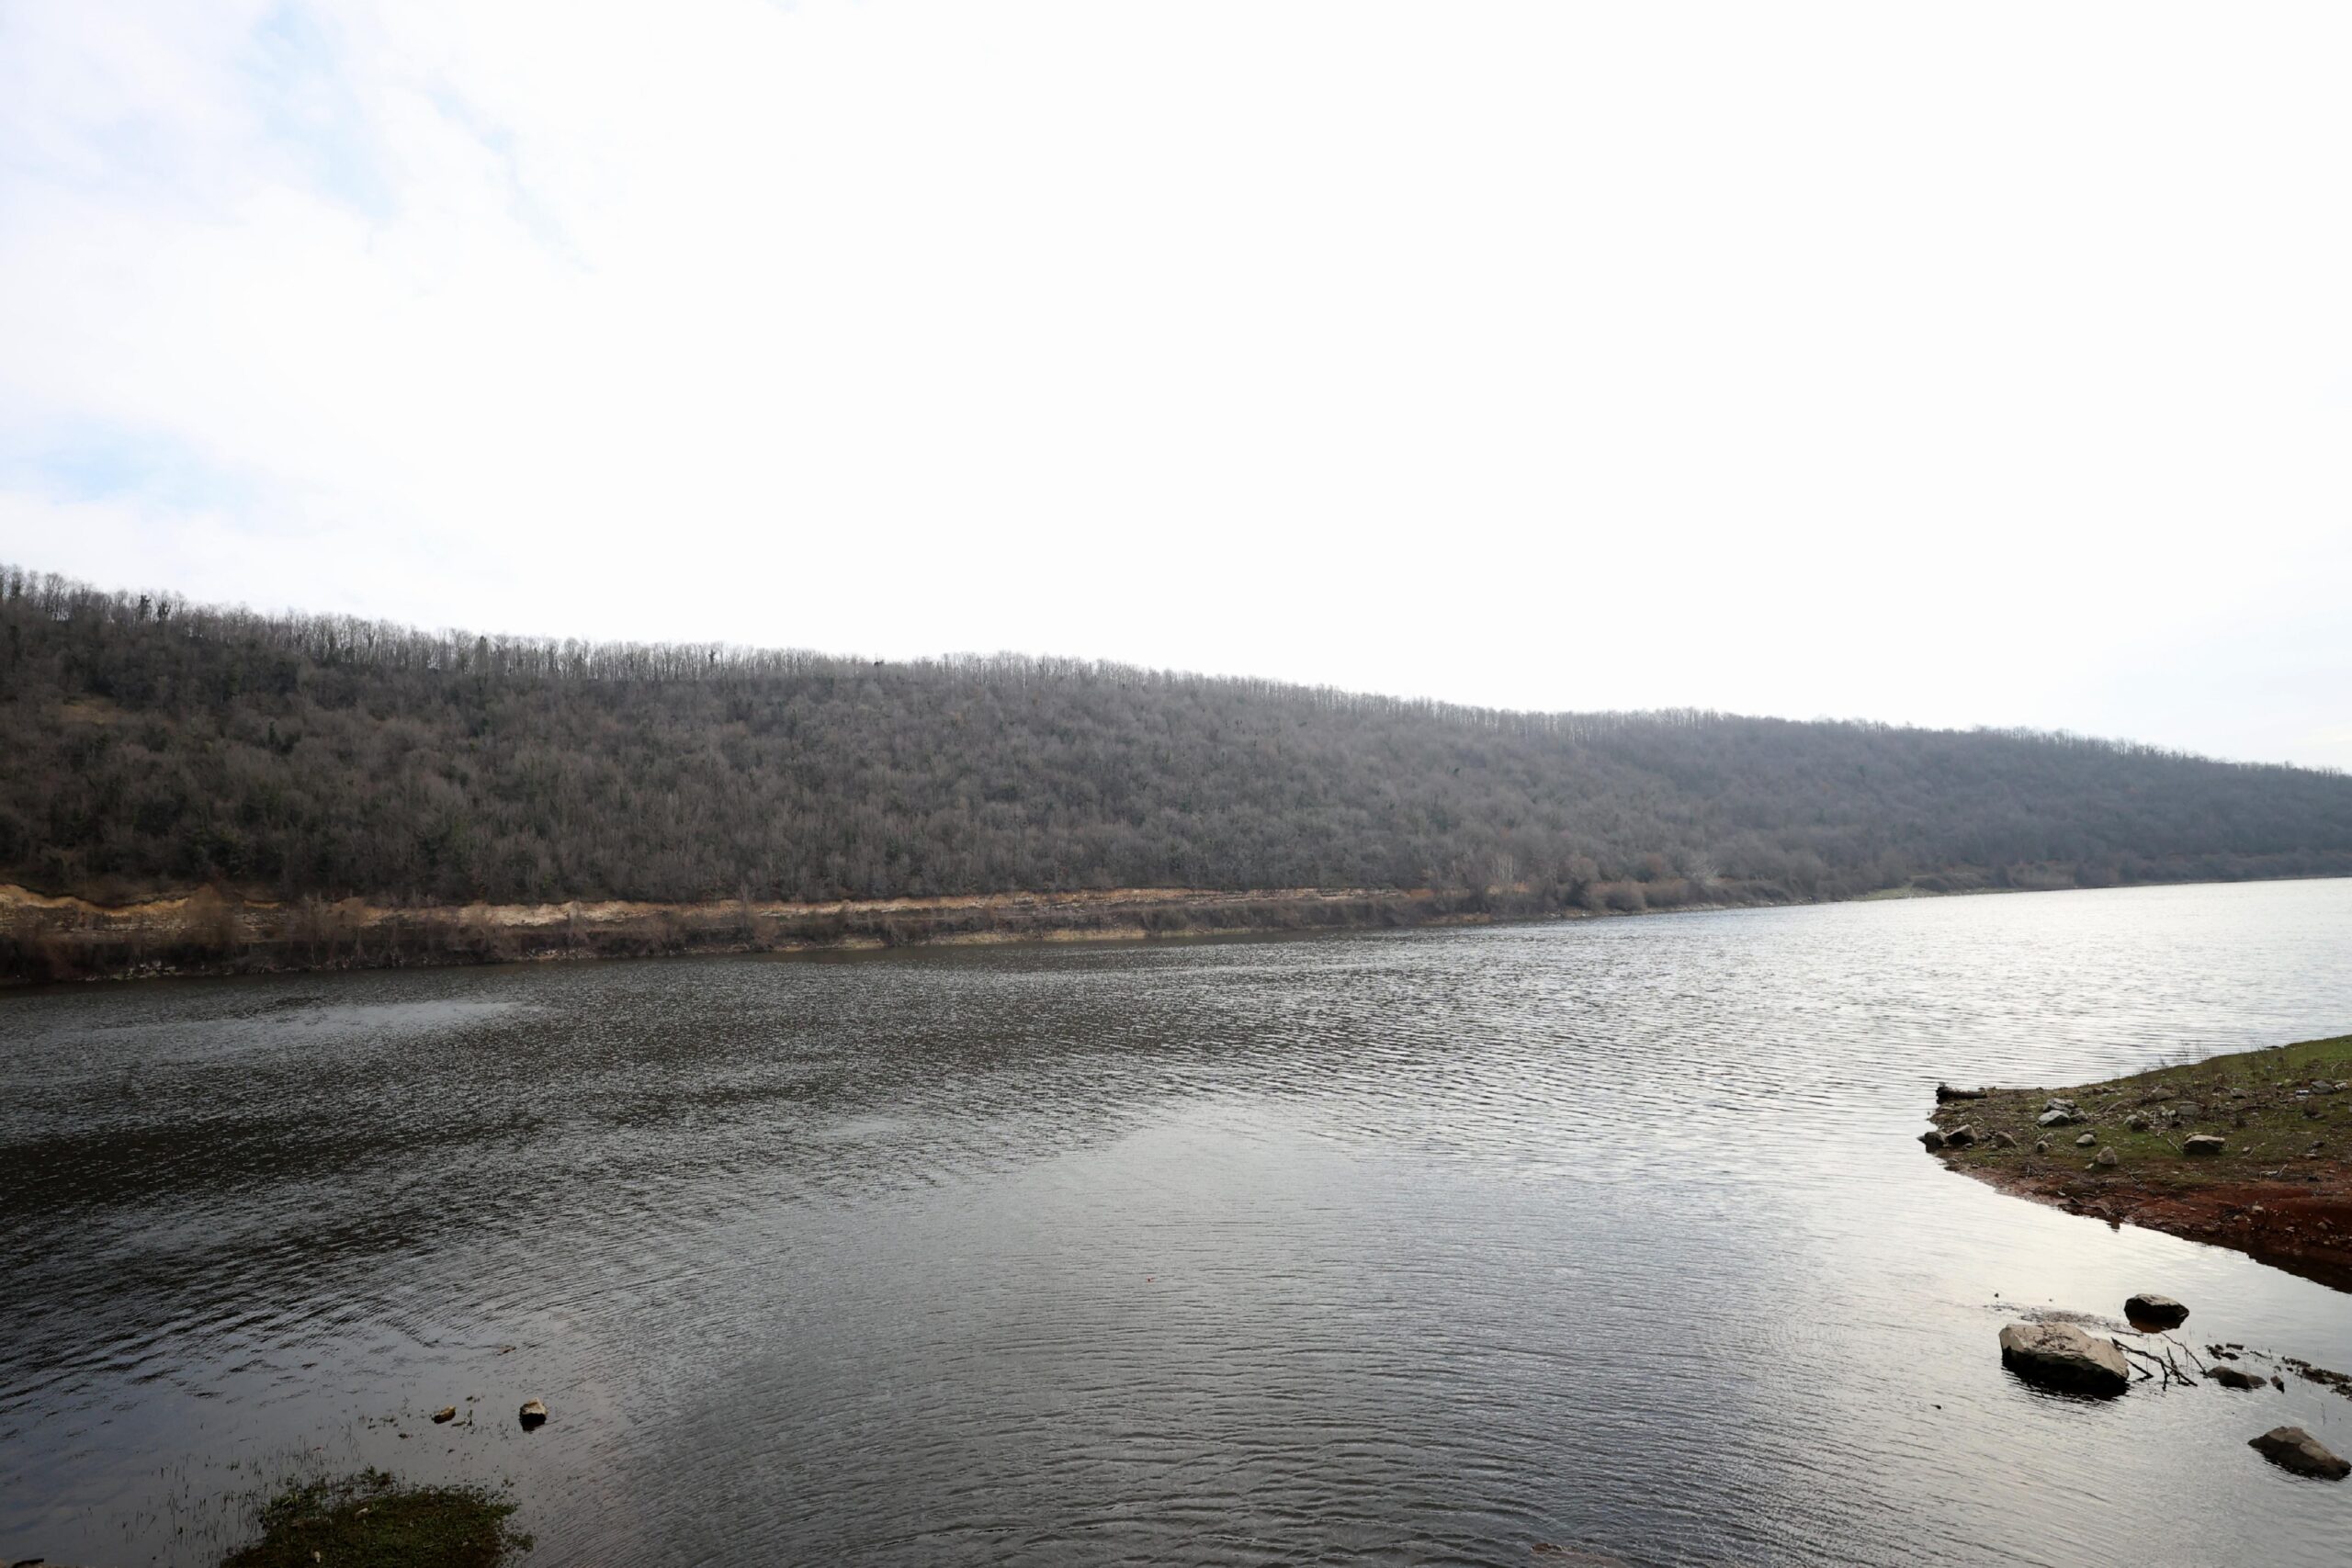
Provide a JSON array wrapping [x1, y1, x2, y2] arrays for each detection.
[[0, 879, 1729, 986], [7, 870, 2348, 988]]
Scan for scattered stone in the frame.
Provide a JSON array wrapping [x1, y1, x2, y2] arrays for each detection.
[[1945, 1124, 1977, 1148], [2124, 1113, 2150, 1132], [1919, 1128, 1946, 1151], [518, 1398, 548, 1429], [432, 1405, 457, 1423], [2210, 1366, 2266, 1391], [1936, 1083, 1988, 1102], [1998, 1322, 2130, 1395], [2034, 1138, 2050, 1155], [2281, 1356, 2352, 1395], [2075, 1133, 2098, 1147], [2184, 1134, 2227, 1156], [1990, 1130, 2017, 1149], [2038, 1107, 2082, 1128], [2249, 1426, 2349, 1480], [2125, 1293, 2188, 1328], [2096, 1145, 2119, 1167]]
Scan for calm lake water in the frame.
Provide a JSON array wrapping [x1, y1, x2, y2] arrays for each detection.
[[6, 880, 2352, 1566]]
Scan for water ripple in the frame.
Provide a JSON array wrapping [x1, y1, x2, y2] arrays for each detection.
[[4, 881, 2352, 1565]]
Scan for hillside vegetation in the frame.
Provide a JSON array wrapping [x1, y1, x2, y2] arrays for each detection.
[[6, 563, 2351, 915]]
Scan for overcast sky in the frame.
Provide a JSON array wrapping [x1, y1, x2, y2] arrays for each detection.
[[2, 3, 2346, 765]]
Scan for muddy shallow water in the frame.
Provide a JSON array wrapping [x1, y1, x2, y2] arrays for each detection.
[[6, 879, 2352, 1566]]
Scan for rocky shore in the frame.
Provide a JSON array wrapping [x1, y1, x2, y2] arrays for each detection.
[[1923, 1033, 2352, 1289], [1991, 1292, 2352, 1481]]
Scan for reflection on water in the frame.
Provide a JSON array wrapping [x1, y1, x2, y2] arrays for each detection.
[[6, 880, 2352, 1566]]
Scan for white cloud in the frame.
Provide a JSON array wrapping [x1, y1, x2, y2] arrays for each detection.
[[1, 1, 2346, 763]]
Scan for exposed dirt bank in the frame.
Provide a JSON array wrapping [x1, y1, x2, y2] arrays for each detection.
[[1926, 1035, 2352, 1291], [3, 879, 1696, 985]]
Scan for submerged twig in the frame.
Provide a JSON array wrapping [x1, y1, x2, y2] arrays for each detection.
[[2163, 1332, 2210, 1375]]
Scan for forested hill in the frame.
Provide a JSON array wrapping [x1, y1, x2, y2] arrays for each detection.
[[6, 563, 2351, 910]]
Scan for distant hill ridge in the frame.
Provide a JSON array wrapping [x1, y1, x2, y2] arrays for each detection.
[[5, 562, 2350, 914]]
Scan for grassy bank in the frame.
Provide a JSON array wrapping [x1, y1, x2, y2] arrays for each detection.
[[0, 876, 1790, 985], [1926, 1034, 2352, 1289], [220, 1471, 529, 1567]]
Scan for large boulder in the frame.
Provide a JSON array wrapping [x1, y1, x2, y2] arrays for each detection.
[[2123, 1293, 2188, 1328], [2184, 1134, 2227, 1156], [1998, 1322, 2130, 1395], [2249, 1427, 2349, 1479]]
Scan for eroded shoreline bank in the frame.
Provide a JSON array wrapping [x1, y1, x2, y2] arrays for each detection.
[[1925, 1034, 2352, 1290], [15, 869, 2346, 988], [4, 880, 1704, 986]]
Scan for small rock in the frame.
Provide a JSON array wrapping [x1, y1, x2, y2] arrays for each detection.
[[2184, 1134, 2227, 1156], [432, 1405, 457, 1423], [2038, 1108, 2081, 1128], [1919, 1128, 1946, 1151], [2034, 1138, 2050, 1155], [2210, 1366, 2265, 1391], [2249, 1426, 2349, 1480], [2126, 1292, 2188, 1326], [1945, 1124, 1977, 1148], [1990, 1130, 2017, 1149], [1998, 1322, 2130, 1395], [2124, 1113, 2149, 1132], [519, 1398, 548, 1429], [2075, 1133, 2097, 1147], [2096, 1145, 2119, 1167]]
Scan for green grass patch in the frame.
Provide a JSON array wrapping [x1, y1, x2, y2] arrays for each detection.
[[1931, 1033, 2352, 1186], [219, 1470, 530, 1568]]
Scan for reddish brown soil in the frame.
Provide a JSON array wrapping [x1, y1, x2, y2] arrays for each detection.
[[1964, 1159, 2352, 1292]]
